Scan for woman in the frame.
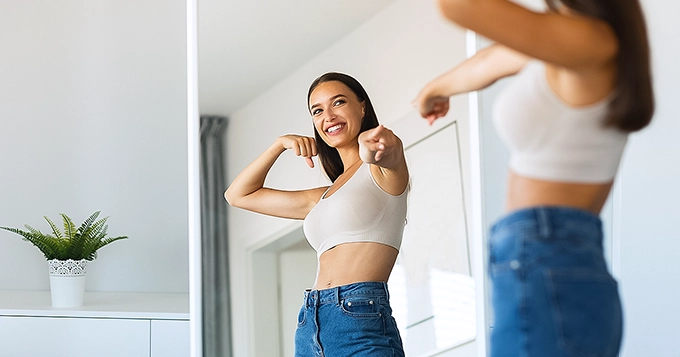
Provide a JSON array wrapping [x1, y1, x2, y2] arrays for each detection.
[[414, 1, 653, 356], [225, 72, 409, 356]]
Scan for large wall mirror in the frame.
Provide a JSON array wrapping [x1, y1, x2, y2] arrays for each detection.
[[193, 0, 485, 356]]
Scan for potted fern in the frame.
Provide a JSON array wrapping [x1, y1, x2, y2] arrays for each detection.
[[0, 211, 128, 307]]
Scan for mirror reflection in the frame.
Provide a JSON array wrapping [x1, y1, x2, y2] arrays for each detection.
[[198, 0, 477, 356]]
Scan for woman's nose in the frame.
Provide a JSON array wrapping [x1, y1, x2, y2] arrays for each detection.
[[325, 109, 337, 121]]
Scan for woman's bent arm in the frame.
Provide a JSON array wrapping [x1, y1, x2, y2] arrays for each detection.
[[359, 125, 410, 196], [225, 135, 327, 220]]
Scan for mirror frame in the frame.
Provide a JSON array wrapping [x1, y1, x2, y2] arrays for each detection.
[[186, 0, 202, 356], [466, 29, 489, 357]]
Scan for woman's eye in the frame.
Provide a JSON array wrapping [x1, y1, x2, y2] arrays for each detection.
[[312, 109, 322, 116], [334, 99, 346, 107]]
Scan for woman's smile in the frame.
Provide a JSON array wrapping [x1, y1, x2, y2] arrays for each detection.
[[326, 123, 345, 135]]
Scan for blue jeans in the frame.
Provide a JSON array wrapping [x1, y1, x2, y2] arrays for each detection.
[[294, 282, 405, 357], [489, 207, 623, 357]]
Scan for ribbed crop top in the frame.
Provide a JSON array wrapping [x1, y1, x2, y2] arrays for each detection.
[[493, 60, 628, 183], [303, 163, 408, 259]]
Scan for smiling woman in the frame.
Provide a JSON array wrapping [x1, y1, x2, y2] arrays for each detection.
[[225, 72, 409, 356]]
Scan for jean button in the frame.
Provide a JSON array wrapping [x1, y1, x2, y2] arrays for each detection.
[[510, 260, 520, 270]]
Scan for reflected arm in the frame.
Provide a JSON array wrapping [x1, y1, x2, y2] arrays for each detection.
[[224, 137, 327, 220]]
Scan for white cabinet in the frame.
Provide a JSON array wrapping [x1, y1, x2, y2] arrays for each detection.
[[0, 316, 150, 357], [151, 320, 191, 357], [0, 291, 189, 357]]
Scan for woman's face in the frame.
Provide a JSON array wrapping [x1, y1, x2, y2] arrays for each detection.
[[309, 80, 366, 149]]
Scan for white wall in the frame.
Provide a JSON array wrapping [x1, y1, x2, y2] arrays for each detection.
[[617, 1, 680, 356], [223, 0, 470, 355], [477, 1, 680, 356], [0, 0, 189, 293], [278, 241, 317, 357]]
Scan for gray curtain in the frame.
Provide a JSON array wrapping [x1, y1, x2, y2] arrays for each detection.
[[200, 115, 232, 357]]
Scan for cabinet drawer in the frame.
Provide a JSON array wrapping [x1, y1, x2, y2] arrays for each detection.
[[0, 316, 150, 357], [151, 320, 190, 357]]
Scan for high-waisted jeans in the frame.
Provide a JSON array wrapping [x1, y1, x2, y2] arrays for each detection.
[[294, 281, 404, 357], [489, 206, 623, 357]]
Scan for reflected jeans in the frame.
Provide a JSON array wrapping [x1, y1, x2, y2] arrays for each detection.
[[294, 282, 404, 357], [489, 207, 623, 357]]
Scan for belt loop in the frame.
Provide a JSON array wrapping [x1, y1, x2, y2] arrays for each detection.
[[383, 282, 389, 301], [335, 286, 340, 306], [536, 208, 551, 238]]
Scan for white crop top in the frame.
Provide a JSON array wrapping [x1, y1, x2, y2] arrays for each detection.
[[303, 163, 408, 258], [493, 60, 628, 183]]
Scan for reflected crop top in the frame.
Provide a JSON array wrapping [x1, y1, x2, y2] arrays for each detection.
[[493, 60, 628, 183], [303, 163, 408, 258]]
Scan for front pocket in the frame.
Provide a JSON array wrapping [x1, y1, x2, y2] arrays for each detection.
[[545, 269, 623, 357], [296, 305, 307, 327], [340, 297, 382, 318]]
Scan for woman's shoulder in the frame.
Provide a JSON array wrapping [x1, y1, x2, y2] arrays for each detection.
[[368, 162, 409, 197]]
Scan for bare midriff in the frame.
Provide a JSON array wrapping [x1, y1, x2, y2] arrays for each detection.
[[506, 171, 614, 215], [314, 242, 399, 290]]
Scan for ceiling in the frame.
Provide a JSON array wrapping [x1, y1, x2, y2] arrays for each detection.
[[197, 0, 396, 115]]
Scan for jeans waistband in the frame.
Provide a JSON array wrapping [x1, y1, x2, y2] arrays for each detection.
[[303, 281, 389, 307], [491, 206, 602, 240]]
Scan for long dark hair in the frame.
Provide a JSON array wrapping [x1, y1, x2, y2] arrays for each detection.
[[307, 72, 380, 182], [545, 0, 654, 131]]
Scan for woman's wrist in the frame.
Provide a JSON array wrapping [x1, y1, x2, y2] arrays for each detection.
[[270, 138, 288, 155]]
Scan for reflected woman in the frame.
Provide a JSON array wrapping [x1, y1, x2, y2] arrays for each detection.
[[225, 72, 409, 356], [414, 0, 653, 356]]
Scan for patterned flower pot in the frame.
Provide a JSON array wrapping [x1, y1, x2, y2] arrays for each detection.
[[48, 259, 88, 307]]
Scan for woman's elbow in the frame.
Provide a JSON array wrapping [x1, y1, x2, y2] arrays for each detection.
[[224, 188, 238, 207], [437, 0, 471, 23]]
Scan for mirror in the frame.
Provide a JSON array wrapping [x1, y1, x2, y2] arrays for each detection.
[[196, 0, 481, 356]]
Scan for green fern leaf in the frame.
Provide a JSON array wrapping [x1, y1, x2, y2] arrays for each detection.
[[78, 211, 100, 236], [60, 213, 77, 240], [0, 226, 60, 259], [2, 212, 128, 261], [43, 216, 64, 239]]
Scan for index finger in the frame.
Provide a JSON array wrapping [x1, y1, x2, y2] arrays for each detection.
[[369, 125, 385, 139]]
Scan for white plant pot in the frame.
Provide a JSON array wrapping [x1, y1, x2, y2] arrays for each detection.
[[48, 259, 88, 308]]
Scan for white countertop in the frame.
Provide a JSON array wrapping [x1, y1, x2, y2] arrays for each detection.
[[0, 290, 189, 320]]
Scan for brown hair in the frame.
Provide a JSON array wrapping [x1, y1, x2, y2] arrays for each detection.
[[307, 72, 380, 182], [545, 0, 654, 131]]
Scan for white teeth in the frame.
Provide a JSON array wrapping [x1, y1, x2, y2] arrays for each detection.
[[327, 124, 343, 133]]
